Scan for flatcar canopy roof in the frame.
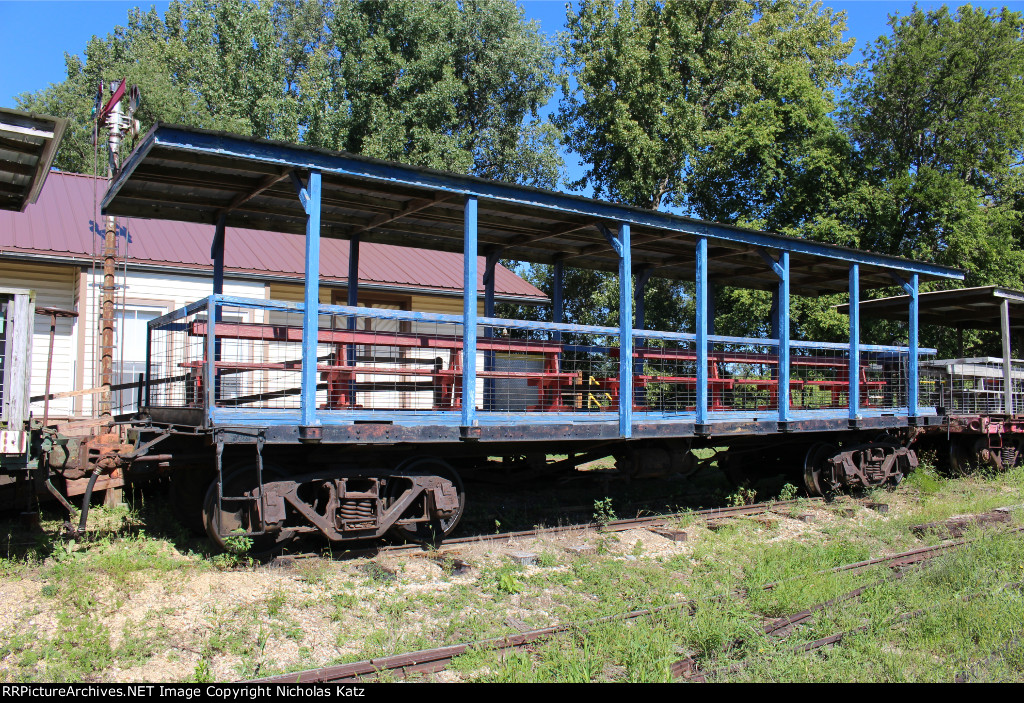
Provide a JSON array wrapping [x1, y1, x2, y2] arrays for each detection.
[[837, 286, 1024, 332], [0, 108, 67, 212], [102, 124, 964, 296]]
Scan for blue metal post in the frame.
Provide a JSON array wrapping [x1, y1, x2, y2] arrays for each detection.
[[618, 223, 632, 438], [696, 236, 708, 428], [634, 267, 653, 331], [849, 264, 860, 421], [205, 296, 217, 418], [144, 322, 151, 409], [301, 171, 322, 427], [778, 251, 790, 424], [346, 234, 359, 407], [909, 273, 919, 417], [462, 196, 478, 427], [347, 235, 359, 309], [770, 289, 779, 340]]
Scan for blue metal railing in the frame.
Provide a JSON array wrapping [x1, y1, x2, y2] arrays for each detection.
[[146, 294, 935, 432]]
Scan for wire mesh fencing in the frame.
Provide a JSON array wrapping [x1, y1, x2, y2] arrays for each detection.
[[789, 345, 850, 410], [146, 295, 934, 422], [920, 357, 1024, 415]]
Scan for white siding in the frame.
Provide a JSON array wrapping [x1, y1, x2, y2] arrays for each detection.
[[3, 261, 495, 420], [0, 261, 77, 419], [77, 268, 264, 416]]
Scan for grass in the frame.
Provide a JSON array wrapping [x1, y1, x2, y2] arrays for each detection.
[[0, 464, 1022, 682]]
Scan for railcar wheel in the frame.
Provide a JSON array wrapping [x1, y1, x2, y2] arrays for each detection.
[[803, 442, 839, 497], [948, 437, 1007, 475], [385, 457, 465, 544], [202, 465, 295, 554]]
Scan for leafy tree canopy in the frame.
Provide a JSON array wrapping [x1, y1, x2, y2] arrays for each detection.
[[16, 0, 562, 187], [557, 0, 853, 229], [839, 4, 1024, 287]]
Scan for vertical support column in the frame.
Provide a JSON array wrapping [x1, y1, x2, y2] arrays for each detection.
[[205, 296, 217, 418], [346, 234, 360, 407], [618, 223, 632, 438], [552, 258, 565, 342], [483, 250, 499, 411], [849, 263, 860, 423], [347, 235, 360, 309], [770, 289, 779, 339], [301, 171, 322, 428], [552, 258, 565, 376], [778, 251, 790, 424], [634, 267, 653, 331], [144, 321, 151, 409], [1001, 297, 1013, 415], [462, 196, 478, 428], [211, 215, 226, 407], [212, 214, 226, 296], [908, 273, 919, 418], [696, 236, 708, 429]]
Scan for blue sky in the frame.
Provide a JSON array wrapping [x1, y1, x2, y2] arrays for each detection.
[[3, 0, 1024, 106]]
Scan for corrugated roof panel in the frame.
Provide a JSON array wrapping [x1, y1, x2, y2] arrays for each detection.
[[0, 172, 545, 301]]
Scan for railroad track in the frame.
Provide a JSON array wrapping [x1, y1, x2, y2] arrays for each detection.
[[249, 522, 1023, 683], [268, 497, 829, 565]]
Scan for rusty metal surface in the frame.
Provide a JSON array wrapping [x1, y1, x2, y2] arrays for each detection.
[[0, 171, 545, 302]]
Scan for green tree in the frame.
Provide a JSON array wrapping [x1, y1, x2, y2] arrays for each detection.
[[838, 5, 1024, 354], [549, 0, 853, 336], [840, 5, 1024, 280], [17, 0, 296, 174], [291, 0, 561, 186], [17, 0, 562, 187], [557, 0, 852, 224]]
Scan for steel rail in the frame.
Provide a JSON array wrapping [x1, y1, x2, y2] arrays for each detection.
[[248, 524, 1022, 684], [681, 578, 1024, 682], [271, 498, 825, 563]]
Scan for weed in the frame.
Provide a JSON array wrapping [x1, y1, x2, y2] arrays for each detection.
[[498, 572, 523, 595], [593, 497, 617, 525], [727, 486, 758, 506], [189, 658, 214, 683], [265, 590, 288, 617], [361, 561, 396, 584], [905, 465, 944, 495], [330, 591, 357, 622], [778, 483, 799, 501], [222, 530, 254, 554], [295, 559, 333, 586]]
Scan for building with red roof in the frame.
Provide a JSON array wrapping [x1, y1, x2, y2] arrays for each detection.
[[0, 171, 545, 420]]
